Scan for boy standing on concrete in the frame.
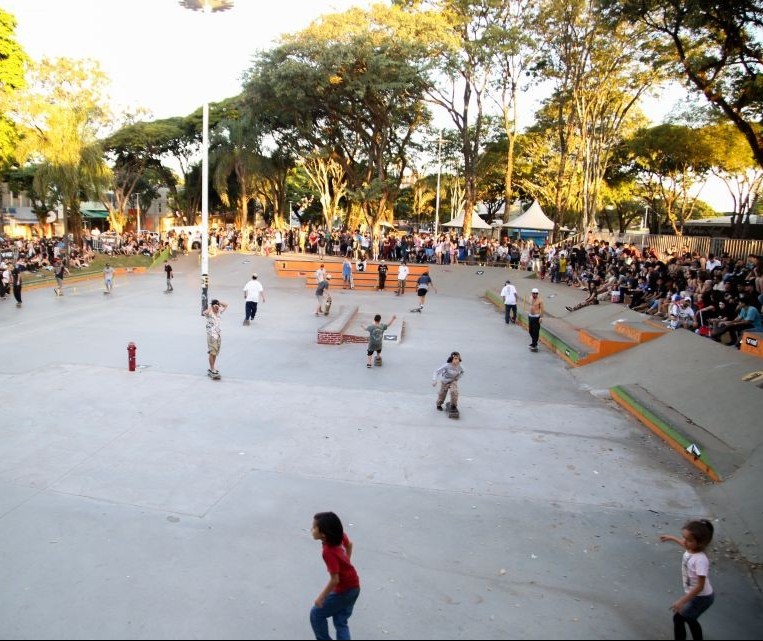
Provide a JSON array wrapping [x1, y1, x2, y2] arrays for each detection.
[[365, 314, 396, 368]]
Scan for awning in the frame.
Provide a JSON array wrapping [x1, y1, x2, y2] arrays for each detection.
[[81, 210, 109, 219]]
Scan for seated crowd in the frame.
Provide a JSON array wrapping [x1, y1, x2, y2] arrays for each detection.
[[545, 240, 763, 348]]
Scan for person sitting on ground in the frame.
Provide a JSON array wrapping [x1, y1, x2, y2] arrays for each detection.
[[677, 297, 698, 331]]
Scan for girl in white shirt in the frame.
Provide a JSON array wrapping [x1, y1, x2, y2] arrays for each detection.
[[660, 519, 715, 640]]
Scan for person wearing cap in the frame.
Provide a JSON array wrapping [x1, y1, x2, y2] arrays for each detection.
[[377, 259, 388, 290], [677, 296, 698, 330], [242, 273, 265, 326], [202, 299, 228, 376], [528, 287, 544, 350], [500, 279, 518, 324]]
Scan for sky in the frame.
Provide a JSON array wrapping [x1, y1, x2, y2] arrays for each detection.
[[3, 0, 733, 212], [3, 0, 376, 120]]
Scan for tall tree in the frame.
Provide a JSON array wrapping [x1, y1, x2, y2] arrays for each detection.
[[0, 8, 28, 167], [102, 115, 181, 229], [11, 57, 111, 243], [299, 150, 348, 229], [535, 0, 663, 235], [245, 4, 440, 233], [488, 0, 542, 208], [608, 0, 763, 168], [626, 123, 716, 234], [405, 0, 504, 237], [705, 122, 763, 237], [210, 107, 262, 230]]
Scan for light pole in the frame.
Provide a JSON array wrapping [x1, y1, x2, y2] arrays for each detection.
[[643, 204, 650, 233], [180, 0, 234, 314], [434, 131, 443, 237]]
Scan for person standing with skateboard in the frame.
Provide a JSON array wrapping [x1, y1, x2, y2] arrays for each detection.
[[432, 352, 464, 418], [364, 313, 396, 368], [528, 287, 544, 351], [202, 299, 228, 379]]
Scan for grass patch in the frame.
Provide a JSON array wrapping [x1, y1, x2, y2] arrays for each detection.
[[21, 253, 155, 284]]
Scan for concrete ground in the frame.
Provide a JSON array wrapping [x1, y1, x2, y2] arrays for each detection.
[[0, 252, 761, 640]]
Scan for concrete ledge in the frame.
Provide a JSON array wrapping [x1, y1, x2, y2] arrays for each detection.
[[610, 384, 745, 482], [486, 290, 590, 366], [740, 331, 763, 359]]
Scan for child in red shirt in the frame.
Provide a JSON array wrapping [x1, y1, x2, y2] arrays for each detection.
[[310, 512, 361, 640]]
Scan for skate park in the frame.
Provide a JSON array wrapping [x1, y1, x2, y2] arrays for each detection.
[[0, 251, 761, 640]]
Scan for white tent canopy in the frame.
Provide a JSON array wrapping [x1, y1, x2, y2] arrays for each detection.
[[503, 200, 555, 231], [442, 211, 492, 229]]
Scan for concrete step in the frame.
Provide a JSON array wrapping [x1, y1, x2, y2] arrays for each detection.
[[611, 384, 744, 481]]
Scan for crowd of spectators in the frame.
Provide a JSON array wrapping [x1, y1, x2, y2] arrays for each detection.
[[542, 239, 763, 348]]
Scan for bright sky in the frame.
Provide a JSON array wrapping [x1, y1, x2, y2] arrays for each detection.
[[3, 0, 733, 211], [4, 0, 376, 119]]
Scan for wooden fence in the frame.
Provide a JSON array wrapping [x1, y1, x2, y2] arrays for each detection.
[[553, 232, 762, 260]]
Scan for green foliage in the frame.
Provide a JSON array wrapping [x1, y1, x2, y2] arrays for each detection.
[[607, 0, 763, 168], [243, 4, 439, 230], [0, 8, 28, 167]]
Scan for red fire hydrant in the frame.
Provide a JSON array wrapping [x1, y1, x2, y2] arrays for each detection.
[[127, 342, 136, 372]]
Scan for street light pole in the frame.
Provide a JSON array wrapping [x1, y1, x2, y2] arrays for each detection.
[[434, 131, 443, 237], [180, 0, 234, 314]]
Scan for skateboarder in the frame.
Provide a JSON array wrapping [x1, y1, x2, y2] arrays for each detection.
[[528, 287, 543, 351], [412, 271, 436, 312], [315, 275, 331, 315], [432, 352, 464, 417], [365, 313, 396, 368], [202, 299, 228, 379]]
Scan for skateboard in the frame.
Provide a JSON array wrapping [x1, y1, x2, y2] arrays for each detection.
[[444, 401, 459, 419], [207, 370, 221, 380], [529, 346, 539, 352], [374, 355, 383, 367], [323, 295, 332, 316], [410, 305, 423, 313]]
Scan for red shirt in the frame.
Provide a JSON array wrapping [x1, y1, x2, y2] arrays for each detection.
[[322, 533, 360, 593]]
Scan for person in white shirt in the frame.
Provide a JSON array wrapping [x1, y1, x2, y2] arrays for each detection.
[[242, 274, 265, 326], [500, 279, 518, 324], [395, 261, 409, 296]]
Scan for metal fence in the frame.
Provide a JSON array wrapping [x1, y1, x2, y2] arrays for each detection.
[[558, 232, 762, 260]]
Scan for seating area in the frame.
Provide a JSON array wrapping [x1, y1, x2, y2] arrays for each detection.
[[740, 330, 763, 358], [274, 257, 430, 291]]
